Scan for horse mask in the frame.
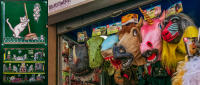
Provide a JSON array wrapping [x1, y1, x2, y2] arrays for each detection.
[[119, 14, 138, 40], [161, 13, 198, 69], [139, 7, 165, 64], [114, 17, 146, 67], [68, 44, 92, 76]]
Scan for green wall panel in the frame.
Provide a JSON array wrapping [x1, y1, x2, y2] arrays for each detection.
[[0, 1, 48, 85]]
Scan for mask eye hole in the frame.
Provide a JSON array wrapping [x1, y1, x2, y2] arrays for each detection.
[[126, 23, 132, 26], [158, 23, 162, 29], [133, 29, 137, 36], [171, 17, 180, 23], [119, 48, 125, 53], [163, 20, 168, 26], [172, 19, 177, 23]]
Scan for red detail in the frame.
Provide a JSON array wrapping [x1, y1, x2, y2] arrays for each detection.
[[147, 65, 152, 75], [162, 20, 179, 42], [123, 74, 129, 79], [183, 38, 188, 42], [146, 41, 153, 48], [147, 53, 156, 61], [104, 56, 121, 69], [106, 25, 109, 28], [104, 56, 113, 60], [166, 67, 171, 75]]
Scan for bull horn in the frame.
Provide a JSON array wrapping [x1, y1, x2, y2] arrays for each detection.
[[73, 45, 78, 64], [139, 7, 153, 24]]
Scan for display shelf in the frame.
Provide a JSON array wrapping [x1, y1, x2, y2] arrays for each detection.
[[3, 72, 45, 74], [3, 37, 46, 44], [3, 61, 45, 63]]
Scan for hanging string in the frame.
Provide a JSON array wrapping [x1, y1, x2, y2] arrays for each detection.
[[81, 16, 84, 32]]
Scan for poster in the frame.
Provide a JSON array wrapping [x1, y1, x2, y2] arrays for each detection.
[[107, 22, 122, 35], [1, 1, 48, 45], [166, 1, 183, 17], [144, 5, 161, 20]]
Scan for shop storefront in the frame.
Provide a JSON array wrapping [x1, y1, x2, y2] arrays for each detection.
[[48, 0, 200, 85]]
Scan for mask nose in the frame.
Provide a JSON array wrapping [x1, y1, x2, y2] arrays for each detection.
[[113, 45, 127, 59]]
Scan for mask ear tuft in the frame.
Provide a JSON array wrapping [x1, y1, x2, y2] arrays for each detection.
[[137, 17, 143, 28], [160, 10, 166, 21]]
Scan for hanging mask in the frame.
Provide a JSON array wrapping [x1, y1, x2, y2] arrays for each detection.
[[161, 13, 198, 69], [117, 17, 146, 66], [87, 36, 104, 68], [113, 45, 133, 70], [101, 35, 119, 51], [68, 44, 92, 76], [139, 7, 165, 63], [162, 15, 183, 43]]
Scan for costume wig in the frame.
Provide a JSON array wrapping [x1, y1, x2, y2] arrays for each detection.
[[161, 14, 198, 69]]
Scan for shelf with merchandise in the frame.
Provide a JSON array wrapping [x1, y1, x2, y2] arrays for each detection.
[[3, 72, 45, 75], [3, 61, 45, 63]]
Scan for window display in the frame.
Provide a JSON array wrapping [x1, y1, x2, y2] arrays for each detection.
[[58, 0, 200, 85]]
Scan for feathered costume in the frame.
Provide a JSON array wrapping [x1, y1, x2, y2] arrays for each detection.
[[172, 56, 188, 85], [172, 56, 200, 85], [161, 13, 198, 69], [183, 56, 200, 85]]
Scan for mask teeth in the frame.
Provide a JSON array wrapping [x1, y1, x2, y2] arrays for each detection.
[[139, 7, 153, 24]]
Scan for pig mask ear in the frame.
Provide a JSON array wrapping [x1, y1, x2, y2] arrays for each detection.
[[159, 10, 166, 21]]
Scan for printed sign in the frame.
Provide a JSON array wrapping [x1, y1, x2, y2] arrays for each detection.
[[77, 31, 88, 42], [48, 0, 87, 13], [144, 5, 161, 20], [166, 1, 183, 17], [92, 26, 107, 36], [121, 14, 138, 25], [184, 37, 199, 57], [107, 22, 122, 35]]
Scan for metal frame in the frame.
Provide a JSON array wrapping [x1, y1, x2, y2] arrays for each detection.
[[57, 0, 158, 35], [48, 0, 127, 25]]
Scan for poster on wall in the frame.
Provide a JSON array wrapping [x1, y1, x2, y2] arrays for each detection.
[[1, 1, 48, 45]]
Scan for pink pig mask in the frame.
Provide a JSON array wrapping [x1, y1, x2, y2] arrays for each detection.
[[139, 7, 165, 64]]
